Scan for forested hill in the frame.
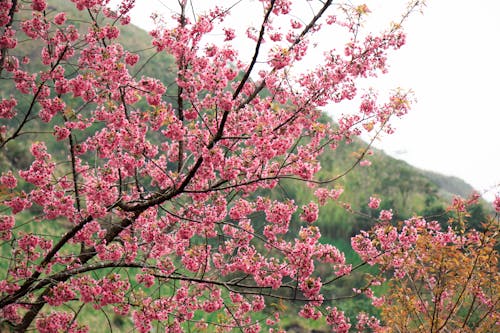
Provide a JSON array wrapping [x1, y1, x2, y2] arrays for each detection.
[[420, 170, 478, 199], [289, 136, 486, 239], [1, 0, 485, 240]]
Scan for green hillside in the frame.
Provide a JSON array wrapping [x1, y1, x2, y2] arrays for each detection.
[[420, 169, 477, 199]]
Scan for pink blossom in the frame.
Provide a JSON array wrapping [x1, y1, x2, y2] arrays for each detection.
[[355, 312, 383, 331], [299, 304, 322, 320], [0, 27, 17, 50], [300, 277, 322, 298], [493, 195, 500, 213], [54, 12, 66, 25], [136, 273, 155, 288], [31, 0, 46, 12], [300, 202, 319, 223], [124, 52, 139, 66], [0, 215, 15, 237], [104, 25, 120, 39], [270, 32, 283, 42], [44, 282, 76, 306], [290, 19, 302, 29], [360, 159, 372, 167], [1, 171, 17, 189], [54, 125, 70, 141], [21, 13, 50, 39], [326, 307, 351, 332], [223, 28, 235, 41], [379, 209, 393, 221], [314, 188, 330, 205], [0, 1, 429, 330], [0, 96, 17, 119], [19, 142, 55, 187], [451, 196, 466, 212], [269, 48, 291, 70], [368, 196, 381, 209], [36, 311, 88, 333], [5, 196, 32, 214], [1, 304, 22, 325]]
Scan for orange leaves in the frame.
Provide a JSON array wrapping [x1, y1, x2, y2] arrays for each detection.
[[355, 4, 371, 15], [379, 217, 500, 332]]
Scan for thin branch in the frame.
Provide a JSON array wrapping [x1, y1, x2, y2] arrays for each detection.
[[232, 0, 276, 100]]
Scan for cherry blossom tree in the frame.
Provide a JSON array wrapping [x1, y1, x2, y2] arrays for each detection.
[[0, 0, 468, 332]]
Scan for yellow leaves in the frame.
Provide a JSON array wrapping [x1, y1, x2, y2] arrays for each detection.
[[272, 47, 289, 56], [312, 122, 327, 134], [355, 4, 371, 15], [216, 312, 230, 325], [63, 107, 75, 119], [379, 221, 500, 332], [270, 102, 280, 113], [161, 114, 175, 127], [363, 121, 374, 132], [299, 226, 319, 240], [0, 184, 15, 201], [270, 299, 288, 312], [82, 72, 94, 81], [115, 62, 125, 71], [149, 106, 164, 118], [391, 22, 402, 30], [391, 96, 410, 109], [130, 289, 147, 306], [0, 181, 23, 204], [350, 148, 368, 159], [350, 151, 360, 159], [106, 272, 120, 282]]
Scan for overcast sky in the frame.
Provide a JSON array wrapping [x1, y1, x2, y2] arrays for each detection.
[[368, 0, 500, 202], [122, 0, 500, 201]]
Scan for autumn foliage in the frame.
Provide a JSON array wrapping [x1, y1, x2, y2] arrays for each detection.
[[0, 0, 498, 332], [353, 195, 500, 332]]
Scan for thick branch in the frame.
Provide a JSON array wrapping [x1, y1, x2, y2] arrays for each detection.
[[176, 1, 187, 173]]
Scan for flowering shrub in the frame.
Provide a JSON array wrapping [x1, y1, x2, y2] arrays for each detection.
[[352, 194, 500, 332]]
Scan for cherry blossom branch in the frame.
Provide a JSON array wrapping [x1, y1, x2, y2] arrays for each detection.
[[0, 43, 69, 149], [0, 0, 16, 76], [236, 0, 333, 109], [232, 0, 276, 100]]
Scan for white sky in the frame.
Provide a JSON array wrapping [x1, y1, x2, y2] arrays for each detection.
[[122, 0, 500, 201], [369, 0, 500, 202]]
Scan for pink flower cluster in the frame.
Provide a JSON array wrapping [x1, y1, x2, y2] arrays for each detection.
[[493, 195, 500, 213], [0, 170, 17, 188], [0, 96, 17, 119], [36, 311, 88, 333], [368, 196, 381, 209], [19, 142, 55, 187], [379, 209, 393, 221], [300, 202, 319, 223], [0, 1, 14, 26], [0, 215, 15, 240], [314, 187, 344, 205]]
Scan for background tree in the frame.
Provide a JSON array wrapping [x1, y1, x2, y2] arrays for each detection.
[[352, 194, 500, 332]]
